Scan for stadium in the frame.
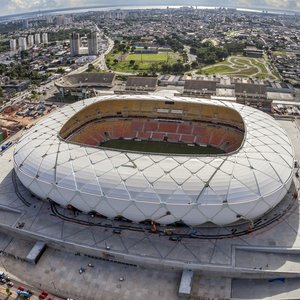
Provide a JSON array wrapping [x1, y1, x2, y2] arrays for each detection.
[[13, 95, 294, 227]]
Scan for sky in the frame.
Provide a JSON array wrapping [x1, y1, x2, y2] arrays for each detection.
[[0, 0, 299, 16]]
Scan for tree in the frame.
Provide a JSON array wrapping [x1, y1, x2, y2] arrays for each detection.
[[172, 62, 185, 74], [87, 64, 95, 72], [149, 63, 159, 75], [191, 61, 199, 69], [57, 67, 65, 74], [20, 50, 29, 59]]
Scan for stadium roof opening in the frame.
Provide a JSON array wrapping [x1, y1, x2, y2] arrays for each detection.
[[60, 98, 245, 156]]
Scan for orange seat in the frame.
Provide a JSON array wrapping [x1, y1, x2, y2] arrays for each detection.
[[144, 121, 158, 132], [178, 124, 192, 134], [180, 134, 195, 143], [158, 122, 178, 133]]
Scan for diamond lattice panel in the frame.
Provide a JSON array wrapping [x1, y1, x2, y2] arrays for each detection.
[[13, 95, 295, 226]]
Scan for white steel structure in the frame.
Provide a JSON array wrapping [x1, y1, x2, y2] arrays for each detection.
[[13, 95, 294, 226]]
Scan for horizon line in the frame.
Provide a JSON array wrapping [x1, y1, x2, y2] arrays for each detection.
[[0, 4, 299, 19]]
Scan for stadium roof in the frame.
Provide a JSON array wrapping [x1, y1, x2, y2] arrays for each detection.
[[184, 79, 217, 91], [55, 73, 115, 89], [126, 77, 158, 90], [13, 95, 294, 226]]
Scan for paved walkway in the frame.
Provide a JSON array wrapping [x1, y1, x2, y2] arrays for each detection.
[[232, 278, 300, 299], [1, 247, 180, 300]]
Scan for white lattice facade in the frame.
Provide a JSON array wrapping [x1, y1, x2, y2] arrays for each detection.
[[13, 95, 294, 226]]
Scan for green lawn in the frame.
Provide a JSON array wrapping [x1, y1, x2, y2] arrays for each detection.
[[100, 139, 225, 155], [272, 50, 291, 56], [198, 55, 279, 79], [106, 50, 181, 73], [251, 60, 268, 74], [106, 60, 151, 73], [201, 65, 236, 75]]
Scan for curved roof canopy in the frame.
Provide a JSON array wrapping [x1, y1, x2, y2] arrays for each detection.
[[13, 95, 294, 226]]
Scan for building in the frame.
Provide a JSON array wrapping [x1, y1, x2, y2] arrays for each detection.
[[134, 49, 158, 54], [70, 32, 80, 57], [56, 15, 65, 26], [235, 82, 269, 108], [158, 75, 186, 86], [42, 33, 48, 44], [125, 77, 158, 92], [23, 19, 29, 29], [34, 33, 41, 45], [183, 79, 217, 97], [28, 35, 34, 47], [244, 46, 264, 58], [18, 37, 27, 51], [55, 73, 116, 98], [55, 15, 72, 26], [46, 16, 54, 24], [87, 32, 98, 55], [9, 39, 17, 52], [0, 79, 30, 92]]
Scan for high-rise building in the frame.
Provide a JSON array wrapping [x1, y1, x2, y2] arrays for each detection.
[[70, 32, 80, 56], [64, 17, 73, 25], [56, 15, 65, 26], [28, 35, 34, 47], [34, 33, 41, 44], [42, 33, 49, 44], [88, 32, 98, 55], [46, 16, 53, 24], [18, 37, 27, 51], [10, 39, 17, 52], [56, 15, 72, 26], [23, 19, 29, 29]]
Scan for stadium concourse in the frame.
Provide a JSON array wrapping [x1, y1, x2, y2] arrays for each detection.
[[13, 95, 294, 226]]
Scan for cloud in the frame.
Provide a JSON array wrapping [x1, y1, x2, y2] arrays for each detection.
[[0, 0, 299, 16]]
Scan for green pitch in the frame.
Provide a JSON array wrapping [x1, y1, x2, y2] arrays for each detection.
[[100, 139, 225, 155], [125, 52, 177, 62]]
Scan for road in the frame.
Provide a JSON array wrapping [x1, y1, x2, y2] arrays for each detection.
[[184, 45, 197, 65]]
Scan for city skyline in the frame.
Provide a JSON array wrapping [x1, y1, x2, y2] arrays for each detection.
[[0, 0, 299, 16]]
